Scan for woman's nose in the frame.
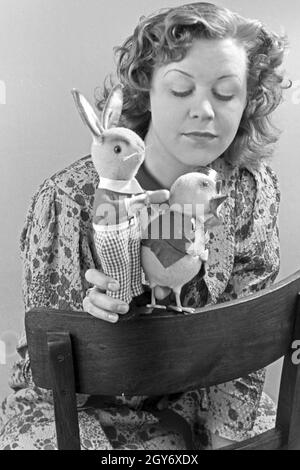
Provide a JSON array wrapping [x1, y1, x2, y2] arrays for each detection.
[[188, 96, 215, 121]]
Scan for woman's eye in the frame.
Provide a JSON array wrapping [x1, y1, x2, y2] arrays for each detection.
[[171, 89, 234, 101], [171, 89, 193, 97], [213, 91, 234, 101], [114, 145, 122, 154]]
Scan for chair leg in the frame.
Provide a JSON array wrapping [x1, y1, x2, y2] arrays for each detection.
[[47, 332, 81, 450], [276, 293, 300, 450]]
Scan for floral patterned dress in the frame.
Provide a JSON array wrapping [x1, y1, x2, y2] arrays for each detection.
[[0, 154, 280, 450]]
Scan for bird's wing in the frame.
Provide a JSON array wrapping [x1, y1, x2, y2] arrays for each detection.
[[142, 238, 187, 268]]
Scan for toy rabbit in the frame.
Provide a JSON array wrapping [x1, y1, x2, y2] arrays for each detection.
[[141, 168, 227, 313], [71, 85, 169, 304]]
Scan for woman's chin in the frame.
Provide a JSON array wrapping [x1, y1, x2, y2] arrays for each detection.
[[175, 152, 218, 168]]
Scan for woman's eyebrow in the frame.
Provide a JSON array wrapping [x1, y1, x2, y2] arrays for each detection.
[[218, 74, 241, 82], [164, 69, 241, 83], [164, 69, 193, 78]]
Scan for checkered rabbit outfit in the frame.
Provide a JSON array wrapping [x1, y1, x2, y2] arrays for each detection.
[[92, 178, 145, 303]]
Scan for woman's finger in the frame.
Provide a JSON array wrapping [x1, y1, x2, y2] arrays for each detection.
[[83, 296, 119, 323], [147, 189, 170, 205], [85, 268, 120, 292], [88, 287, 129, 315]]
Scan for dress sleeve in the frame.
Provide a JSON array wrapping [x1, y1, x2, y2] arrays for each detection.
[[219, 164, 281, 302], [9, 178, 96, 394], [19, 179, 93, 315]]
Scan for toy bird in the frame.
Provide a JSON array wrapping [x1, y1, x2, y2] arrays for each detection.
[[72, 85, 169, 304], [141, 168, 227, 313]]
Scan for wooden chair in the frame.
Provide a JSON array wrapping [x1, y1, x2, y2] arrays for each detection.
[[25, 270, 300, 450]]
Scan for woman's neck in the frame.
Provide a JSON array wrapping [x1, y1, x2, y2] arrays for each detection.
[[144, 123, 194, 189]]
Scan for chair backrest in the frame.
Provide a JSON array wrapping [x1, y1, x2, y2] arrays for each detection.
[[25, 270, 300, 450]]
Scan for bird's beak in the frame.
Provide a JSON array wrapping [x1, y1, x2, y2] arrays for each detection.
[[209, 195, 227, 218]]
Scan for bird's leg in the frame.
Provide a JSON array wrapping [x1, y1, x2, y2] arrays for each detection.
[[181, 305, 196, 314], [168, 291, 184, 312], [146, 287, 166, 310], [168, 291, 196, 314]]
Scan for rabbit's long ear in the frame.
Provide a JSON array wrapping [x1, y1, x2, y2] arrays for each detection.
[[101, 84, 123, 129], [71, 89, 104, 138]]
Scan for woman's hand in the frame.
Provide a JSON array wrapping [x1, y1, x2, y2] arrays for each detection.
[[83, 269, 171, 322], [127, 189, 169, 217], [83, 269, 129, 323]]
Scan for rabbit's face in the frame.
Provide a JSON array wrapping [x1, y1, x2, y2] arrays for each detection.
[[92, 127, 145, 181]]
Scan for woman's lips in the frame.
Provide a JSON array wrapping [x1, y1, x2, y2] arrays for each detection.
[[182, 132, 218, 143]]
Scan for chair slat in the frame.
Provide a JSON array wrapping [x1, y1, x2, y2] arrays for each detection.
[[25, 270, 300, 396], [47, 332, 81, 450]]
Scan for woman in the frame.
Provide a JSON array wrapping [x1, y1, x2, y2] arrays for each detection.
[[0, 2, 290, 450]]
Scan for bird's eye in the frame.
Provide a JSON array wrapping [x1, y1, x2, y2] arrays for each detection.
[[201, 181, 209, 188], [114, 145, 122, 154]]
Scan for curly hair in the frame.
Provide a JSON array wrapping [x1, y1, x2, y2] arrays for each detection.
[[95, 2, 291, 169]]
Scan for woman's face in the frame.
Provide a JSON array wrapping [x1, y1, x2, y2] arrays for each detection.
[[147, 38, 248, 167]]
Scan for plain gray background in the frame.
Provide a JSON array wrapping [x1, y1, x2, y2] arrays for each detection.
[[0, 0, 299, 406]]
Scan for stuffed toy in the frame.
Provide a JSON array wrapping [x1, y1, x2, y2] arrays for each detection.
[[141, 169, 227, 313], [72, 84, 169, 303]]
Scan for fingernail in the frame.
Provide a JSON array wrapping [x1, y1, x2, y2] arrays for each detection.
[[108, 282, 119, 291], [117, 304, 129, 314], [108, 313, 119, 322]]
